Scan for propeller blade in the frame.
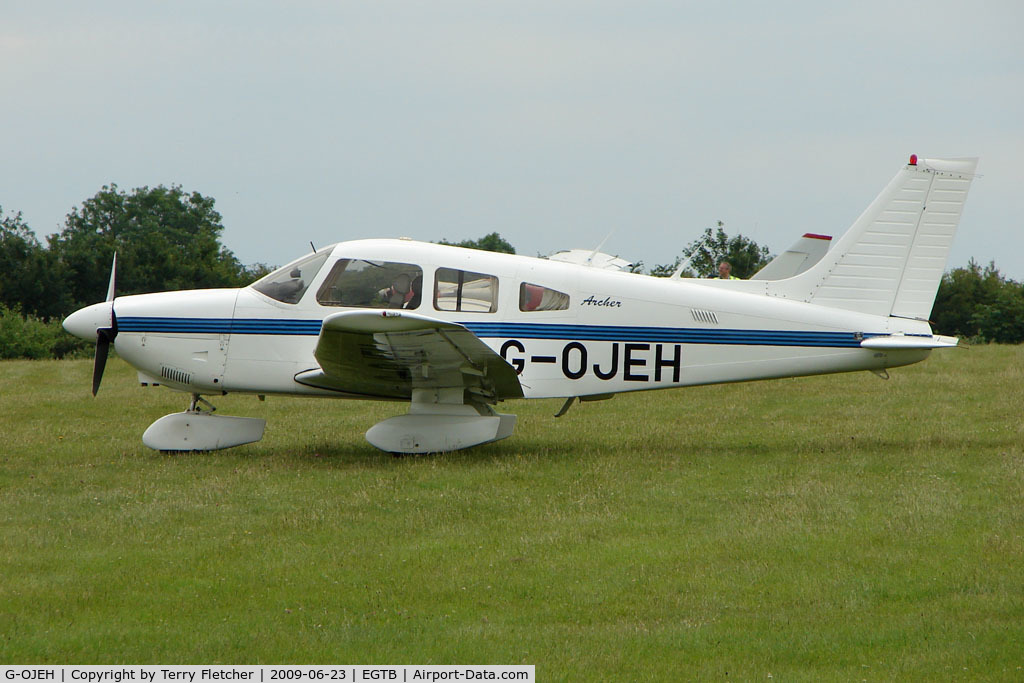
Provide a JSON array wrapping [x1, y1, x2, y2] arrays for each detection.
[[91, 253, 119, 395], [105, 253, 117, 302], [91, 309, 118, 396], [92, 329, 111, 396]]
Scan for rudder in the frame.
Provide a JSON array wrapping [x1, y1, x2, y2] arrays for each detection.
[[767, 156, 978, 320]]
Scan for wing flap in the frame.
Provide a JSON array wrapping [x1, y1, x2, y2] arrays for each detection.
[[296, 310, 523, 400]]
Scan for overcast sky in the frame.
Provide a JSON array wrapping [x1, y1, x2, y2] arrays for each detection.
[[2, 1, 1022, 278]]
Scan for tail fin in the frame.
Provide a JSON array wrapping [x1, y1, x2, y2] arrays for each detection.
[[767, 156, 978, 320], [751, 232, 832, 280]]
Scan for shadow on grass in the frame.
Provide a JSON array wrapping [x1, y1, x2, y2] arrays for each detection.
[[139, 384, 1005, 471]]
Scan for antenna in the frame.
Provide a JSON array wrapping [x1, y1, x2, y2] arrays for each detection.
[[587, 231, 615, 266], [671, 234, 710, 278], [310, 241, 317, 254]]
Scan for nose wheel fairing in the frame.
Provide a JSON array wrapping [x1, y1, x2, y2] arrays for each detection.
[[142, 411, 267, 452], [142, 393, 266, 452]]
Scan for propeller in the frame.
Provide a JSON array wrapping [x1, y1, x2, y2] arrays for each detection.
[[91, 254, 118, 396]]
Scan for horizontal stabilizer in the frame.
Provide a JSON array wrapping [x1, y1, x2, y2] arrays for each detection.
[[860, 334, 960, 350]]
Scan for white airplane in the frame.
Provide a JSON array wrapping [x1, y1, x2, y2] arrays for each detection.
[[64, 154, 977, 454]]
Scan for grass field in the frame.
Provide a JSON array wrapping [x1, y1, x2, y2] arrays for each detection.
[[1, 346, 1022, 679]]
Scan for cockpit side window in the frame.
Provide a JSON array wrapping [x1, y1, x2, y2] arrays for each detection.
[[252, 247, 334, 304], [519, 283, 570, 311], [316, 259, 423, 309], [434, 268, 498, 313]]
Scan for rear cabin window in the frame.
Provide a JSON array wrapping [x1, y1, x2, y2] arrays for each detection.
[[519, 283, 570, 311], [316, 259, 423, 309], [434, 268, 498, 313], [252, 247, 333, 304]]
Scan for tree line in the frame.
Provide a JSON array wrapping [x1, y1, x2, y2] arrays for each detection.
[[643, 227, 1024, 343], [1, 185, 269, 358], [2, 185, 1022, 359]]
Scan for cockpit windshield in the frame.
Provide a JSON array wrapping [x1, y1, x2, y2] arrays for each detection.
[[251, 246, 334, 304]]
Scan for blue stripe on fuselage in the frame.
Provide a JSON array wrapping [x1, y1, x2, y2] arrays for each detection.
[[117, 316, 884, 348], [118, 317, 322, 335], [463, 322, 867, 347]]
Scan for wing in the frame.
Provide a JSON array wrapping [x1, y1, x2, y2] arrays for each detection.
[[294, 310, 524, 402]]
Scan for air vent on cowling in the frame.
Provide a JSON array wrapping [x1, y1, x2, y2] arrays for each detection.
[[691, 309, 719, 324], [160, 366, 192, 385]]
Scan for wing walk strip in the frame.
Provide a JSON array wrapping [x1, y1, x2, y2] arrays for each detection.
[[117, 317, 913, 349]]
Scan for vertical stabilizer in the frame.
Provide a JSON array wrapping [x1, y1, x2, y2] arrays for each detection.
[[751, 233, 832, 280], [767, 156, 978, 320]]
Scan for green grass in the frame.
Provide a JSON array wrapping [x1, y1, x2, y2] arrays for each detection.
[[1, 347, 1022, 679]]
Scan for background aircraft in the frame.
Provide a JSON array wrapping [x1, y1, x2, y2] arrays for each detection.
[[750, 232, 832, 280], [64, 155, 977, 454]]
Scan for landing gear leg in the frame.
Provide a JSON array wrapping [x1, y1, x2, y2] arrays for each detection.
[[188, 393, 216, 413]]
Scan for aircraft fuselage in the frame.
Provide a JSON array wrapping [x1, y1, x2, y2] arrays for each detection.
[[108, 238, 930, 402]]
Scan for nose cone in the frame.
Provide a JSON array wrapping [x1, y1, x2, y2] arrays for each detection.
[[63, 301, 114, 340]]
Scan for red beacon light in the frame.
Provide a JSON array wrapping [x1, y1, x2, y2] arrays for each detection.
[[908, 154, 918, 166]]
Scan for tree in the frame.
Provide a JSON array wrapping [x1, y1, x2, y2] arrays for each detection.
[[651, 222, 772, 278], [437, 232, 516, 254], [932, 260, 1024, 343], [970, 290, 1024, 344], [0, 207, 69, 319], [242, 262, 275, 283], [49, 185, 250, 309]]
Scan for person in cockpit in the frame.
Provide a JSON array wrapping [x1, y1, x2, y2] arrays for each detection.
[[379, 273, 418, 309]]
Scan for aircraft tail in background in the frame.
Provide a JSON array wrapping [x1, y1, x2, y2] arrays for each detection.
[[751, 232, 832, 281], [768, 156, 978, 321]]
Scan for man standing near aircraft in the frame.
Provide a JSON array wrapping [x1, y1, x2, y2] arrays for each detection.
[[718, 261, 740, 279]]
